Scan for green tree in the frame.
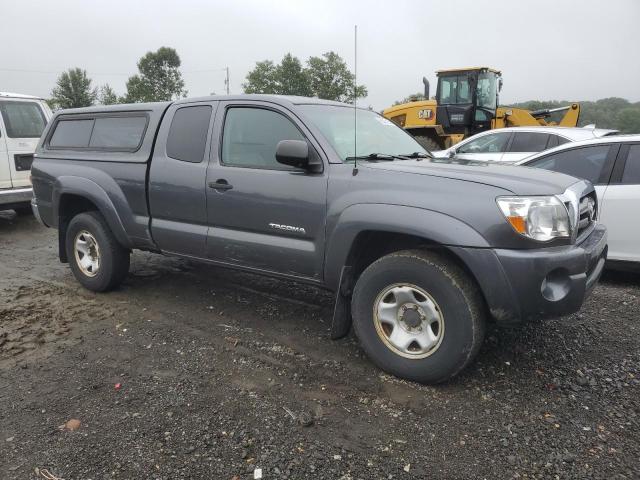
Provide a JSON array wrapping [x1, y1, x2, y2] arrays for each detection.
[[306, 51, 367, 103], [125, 47, 187, 102], [393, 92, 427, 105], [243, 51, 366, 103], [616, 107, 640, 133], [243, 60, 279, 94], [51, 68, 97, 109], [98, 84, 119, 105], [275, 54, 313, 96]]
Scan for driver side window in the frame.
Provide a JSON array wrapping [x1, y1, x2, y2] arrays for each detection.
[[457, 132, 511, 154], [221, 107, 305, 169]]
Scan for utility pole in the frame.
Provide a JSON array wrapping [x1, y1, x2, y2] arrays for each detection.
[[225, 67, 230, 95]]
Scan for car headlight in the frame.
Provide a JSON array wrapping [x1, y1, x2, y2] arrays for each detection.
[[496, 196, 571, 242]]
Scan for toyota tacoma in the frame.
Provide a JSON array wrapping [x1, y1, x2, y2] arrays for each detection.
[[30, 95, 607, 384]]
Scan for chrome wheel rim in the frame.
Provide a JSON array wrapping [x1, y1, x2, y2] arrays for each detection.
[[373, 283, 445, 359], [74, 230, 100, 277]]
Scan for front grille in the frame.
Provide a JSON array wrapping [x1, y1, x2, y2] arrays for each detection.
[[577, 193, 597, 238]]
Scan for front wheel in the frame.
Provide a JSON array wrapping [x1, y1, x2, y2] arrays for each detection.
[[351, 250, 486, 384], [65, 211, 130, 292]]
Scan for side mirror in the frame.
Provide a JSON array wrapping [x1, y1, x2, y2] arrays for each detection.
[[276, 140, 321, 171], [448, 149, 456, 158]]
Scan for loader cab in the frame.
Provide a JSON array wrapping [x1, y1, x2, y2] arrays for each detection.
[[435, 68, 501, 137]]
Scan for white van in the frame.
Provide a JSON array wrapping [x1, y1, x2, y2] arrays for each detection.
[[0, 92, 52, 213]]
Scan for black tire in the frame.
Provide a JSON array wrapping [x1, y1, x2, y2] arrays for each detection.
[[413, 135, 441, 152], [65, 211, 130, 292], [13, 204, 33, 216], [351, 249, 485, 384]]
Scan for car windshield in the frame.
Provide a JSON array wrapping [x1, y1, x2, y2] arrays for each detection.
[[298, 105, 427, 162]]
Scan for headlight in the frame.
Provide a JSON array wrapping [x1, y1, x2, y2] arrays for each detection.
[[496, 196, 571, 242]]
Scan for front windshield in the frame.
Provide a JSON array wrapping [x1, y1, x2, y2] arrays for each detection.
[[476, 72, 498, 110], [438, 75, 472, 105], [298, 105, 427, 162]]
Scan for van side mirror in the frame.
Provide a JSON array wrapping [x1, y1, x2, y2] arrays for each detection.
[[276, 140, 321, 171]]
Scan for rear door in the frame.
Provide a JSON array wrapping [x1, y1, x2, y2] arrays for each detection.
[[204, 101, 328, 280], [149, 101, 217, 257], [454, 131, 512, 162], [501, 131, 552, 163], [0, 99, 48, 188], [599, 143, 640, 262]]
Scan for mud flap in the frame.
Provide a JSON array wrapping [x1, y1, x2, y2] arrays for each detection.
[[330, 266, 352, 340]]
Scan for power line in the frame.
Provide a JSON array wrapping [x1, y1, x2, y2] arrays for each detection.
[[0, 66, 231, 76]]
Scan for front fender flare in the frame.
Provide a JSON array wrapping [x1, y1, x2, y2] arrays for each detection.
[[324, 203, 490, 291]]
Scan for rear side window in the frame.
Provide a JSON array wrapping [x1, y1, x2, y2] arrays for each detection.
[[621, 145, 640, 184], [526, 145, 612, 184], [509, 132, 550, 152], [48, 115, 147, 150], [49, 119, 94, 148], [89, 116, 147, 149], [166, 105, 212, 163], [0, 100, 47, 138]]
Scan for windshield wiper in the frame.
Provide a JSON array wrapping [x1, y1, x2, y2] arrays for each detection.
[[344, 153, 397, 162], [398, 151, 434, 160]]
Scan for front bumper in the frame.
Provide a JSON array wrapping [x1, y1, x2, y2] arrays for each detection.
[[452, 224, 607, 324], [0, 186, 32, 209]]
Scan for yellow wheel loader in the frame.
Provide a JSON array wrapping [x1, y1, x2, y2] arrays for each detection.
[[383, 67, 580, 151]]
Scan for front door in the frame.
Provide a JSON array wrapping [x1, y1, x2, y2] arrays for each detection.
[[205, 101, 328, 280], [454, 131, 511, 162], [600, 143, 640, 262], [0, 99, 48, 188]]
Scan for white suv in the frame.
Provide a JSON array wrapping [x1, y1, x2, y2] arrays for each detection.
[[431, 126, 618, 163], [0, 92, 52, 213], [519, 135, 640, 268]]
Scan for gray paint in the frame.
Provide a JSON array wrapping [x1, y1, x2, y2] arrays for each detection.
[[31, 94, 607, 325]]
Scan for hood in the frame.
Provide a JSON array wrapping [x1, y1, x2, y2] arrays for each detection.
[[360, 158, 580, 195]]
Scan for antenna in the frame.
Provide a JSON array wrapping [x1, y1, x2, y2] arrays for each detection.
[[352, 25, 358, 176], [225, 67, 230, 95]]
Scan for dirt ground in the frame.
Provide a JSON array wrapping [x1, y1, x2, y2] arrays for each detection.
[[0, 210, 638, 480]]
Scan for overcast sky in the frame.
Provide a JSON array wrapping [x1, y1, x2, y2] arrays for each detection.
[[1, 0, 638, 109]]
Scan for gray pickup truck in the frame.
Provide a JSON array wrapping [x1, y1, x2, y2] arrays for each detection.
[[31, 95, 607, 384]]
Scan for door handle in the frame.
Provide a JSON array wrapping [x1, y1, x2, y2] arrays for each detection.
[[208, 179, 233, 191]]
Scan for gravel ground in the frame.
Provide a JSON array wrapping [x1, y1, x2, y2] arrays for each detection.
[[0, 211, 638, 480]]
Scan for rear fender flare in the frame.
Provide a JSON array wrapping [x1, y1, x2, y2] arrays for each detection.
[[53, 176, 132, 249]]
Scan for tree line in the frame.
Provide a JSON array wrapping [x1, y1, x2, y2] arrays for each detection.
[[48, 48, 364, 109], [49, 47, 187, 109], [48, 48, 639, 134]]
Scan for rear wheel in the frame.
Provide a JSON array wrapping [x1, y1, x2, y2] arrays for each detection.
[[351, 249, 485, 384], [413, 135, 441, 152], [13, 204, 33, 216], [65, 211, 130, 292]]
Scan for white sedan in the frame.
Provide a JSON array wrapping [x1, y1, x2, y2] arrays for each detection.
[[431, 126, 618, 163], [518, 134, 640, 268]]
